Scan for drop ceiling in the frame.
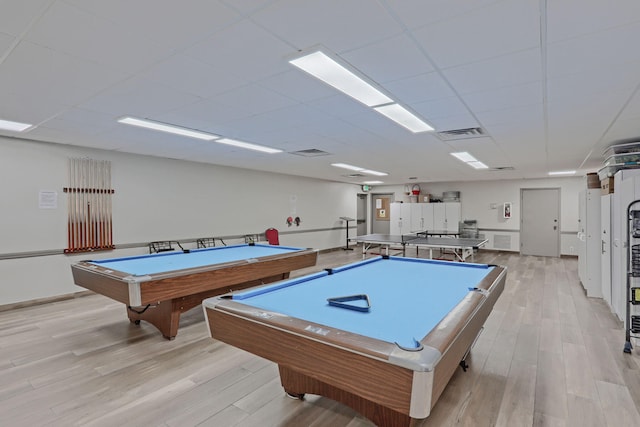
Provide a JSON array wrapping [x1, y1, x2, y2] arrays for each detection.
[[2, 0, 640, 185]]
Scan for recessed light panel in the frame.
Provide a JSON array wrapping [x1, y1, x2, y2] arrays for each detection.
[[290, 51, 393, 107], [0, 118, 32, 132]]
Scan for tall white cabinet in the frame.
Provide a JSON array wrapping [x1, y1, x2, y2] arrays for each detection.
[[433, 203, 461, 232], [410, 204, 435, 232], [390, 203, 412, 235], [578, 189, 602, 297], [601, 194, 612, 306], [390, 202, 460, 234], [611, 170, 640, 320]]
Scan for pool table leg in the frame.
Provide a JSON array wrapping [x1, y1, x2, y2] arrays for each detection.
[[278, 365, 419, 427], [127, 273, 292, 339], [127, 300, 181, 340]]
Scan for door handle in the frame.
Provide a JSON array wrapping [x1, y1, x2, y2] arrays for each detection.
[[602, 240, 606, 254]]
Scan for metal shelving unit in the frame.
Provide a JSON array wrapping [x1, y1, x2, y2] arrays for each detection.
[[624, 200, 640, 353]]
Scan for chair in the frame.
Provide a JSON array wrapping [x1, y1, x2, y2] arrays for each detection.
[[265, 228, 279, 245]]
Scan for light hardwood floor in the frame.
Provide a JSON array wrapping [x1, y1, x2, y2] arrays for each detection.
[[1, 249, 640, 426]]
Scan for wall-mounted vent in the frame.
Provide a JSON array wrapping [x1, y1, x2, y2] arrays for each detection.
[[289, 148, 330, 157], [493, 234, 512, 250], [436, 127, 486, 141]]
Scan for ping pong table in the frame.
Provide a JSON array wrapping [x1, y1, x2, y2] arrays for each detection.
[[350, 233, 488, 262]]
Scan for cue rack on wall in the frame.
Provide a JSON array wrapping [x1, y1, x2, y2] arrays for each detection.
[[63, 158, 115, 253]]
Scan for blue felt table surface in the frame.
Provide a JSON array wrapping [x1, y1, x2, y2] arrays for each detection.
[[231, 256, 495, 349], [87, 244, 304, 276]]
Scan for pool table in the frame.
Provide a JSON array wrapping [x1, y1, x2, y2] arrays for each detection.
[[203, 256, 506, 426], [71, 243, 317, 339]]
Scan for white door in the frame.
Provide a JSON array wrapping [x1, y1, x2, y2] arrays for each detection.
[[356, 194, 367, 236], [521, 188, 561, 257]]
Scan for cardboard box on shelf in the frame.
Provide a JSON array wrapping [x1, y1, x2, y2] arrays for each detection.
[[601, 177, 614, 194]]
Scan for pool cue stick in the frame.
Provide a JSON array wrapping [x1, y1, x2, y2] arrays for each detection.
[[101, 160, 106, 248], [107, 161, 112, 248], [85, 158, 90, 249], [84, 159, 91, 249], [72, 158, 78, 251], [93, 159, 97, 248], [89, 158, 93, 249], [82, 158, 87, 250], [90, 159, 95, 248], [97, 160, 102, 248], [76, 158, 82, 251], [97, 160, 103, 248], [105, 160, 110, 248], [67, 159, 72, 251], [73, 158, 78, 251]]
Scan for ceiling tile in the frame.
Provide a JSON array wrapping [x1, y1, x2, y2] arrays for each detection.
[[411, 0, 540, 69], [78, 76, 202, 118], [184, 19, 295, 83], [547, 0, 640, 43], [25, 2, 171, 74], [0, 0, 51, 37], [341, 33, 435, 84], [383, 71, 457, 104], [386, 0, 502, 30], [442, 48, 541, 95], [137, 54, 248, 99], [547, 22, 640, 77], [64, 0, 242, 51], [0, 41, 127, 119], [251, 0, 404, 52], [462, 81, 543, 113]]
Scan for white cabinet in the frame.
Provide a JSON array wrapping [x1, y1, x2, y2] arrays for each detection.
[[391, 202, 460, 234], [432, 203, 461, 232], [410, 204, 434, 232], [578, 189, 602, 297], [611, 169, 640, 320], [390, 203, 412, 235], [601, 194, 612, 306]]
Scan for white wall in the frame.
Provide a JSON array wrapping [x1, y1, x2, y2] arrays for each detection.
[[374, 177, 584, 255], [0, 137, 359, 305]]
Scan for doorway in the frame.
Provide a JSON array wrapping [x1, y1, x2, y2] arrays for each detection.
[[356, 194, 368, 236], [371, 193, 394, 234], [520, 188, 561, 257]]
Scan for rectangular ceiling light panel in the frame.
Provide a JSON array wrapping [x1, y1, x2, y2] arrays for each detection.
[[0, 118, 33, 132], [548, 170, 576, 176], [290, 51, 393, 107], [118, 117, 218, 140], [374, 104, 434, 133], [450, 152, 477, 162], [331, 163, 364, 171], [216, 138, 282, 154]]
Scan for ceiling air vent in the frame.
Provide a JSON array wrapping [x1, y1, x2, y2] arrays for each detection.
[[489, 166, 515, 171], [436, 127, 486, 141], [289, 148, 330, 157], [343, 173, 366, 178]]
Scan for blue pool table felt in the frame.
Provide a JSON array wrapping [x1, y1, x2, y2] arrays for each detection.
[[232, 256, 495, 349], [87, 244, 304, 276]]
